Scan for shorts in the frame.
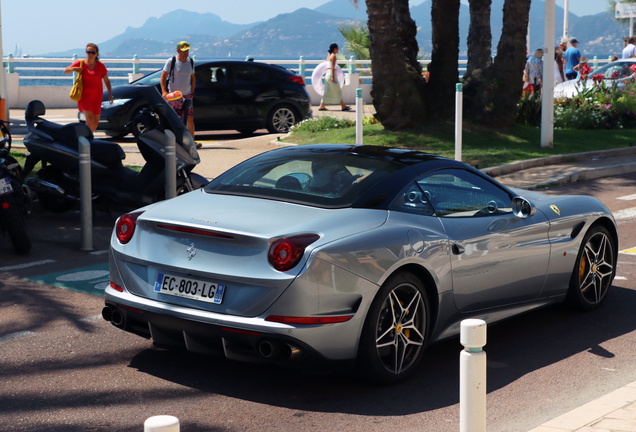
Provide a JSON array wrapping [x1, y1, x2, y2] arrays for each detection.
[[168, 93, 194, 118]]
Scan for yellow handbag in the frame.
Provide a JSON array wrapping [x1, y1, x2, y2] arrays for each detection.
[[69, 60, 83, 102]]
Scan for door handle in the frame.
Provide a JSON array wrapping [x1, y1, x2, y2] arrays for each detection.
[[452, 244, 465, 255]]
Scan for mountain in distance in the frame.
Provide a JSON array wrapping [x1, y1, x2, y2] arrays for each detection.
[[42, 0, 629, 59], [45, 9, 256, 57]]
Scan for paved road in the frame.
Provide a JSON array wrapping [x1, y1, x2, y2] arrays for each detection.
[[2, 173, 636, 431]]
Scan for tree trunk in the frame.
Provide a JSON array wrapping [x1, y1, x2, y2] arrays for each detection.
[[426, 0, 461, 118], [394, 0, 422, 74], [465, 0, 492, 75], [367, 0, 428, 129], [463, 0, 531, 128]]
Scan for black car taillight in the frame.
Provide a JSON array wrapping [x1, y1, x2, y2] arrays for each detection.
[[115, 211, 144, 244], [287, 75, 305, 86], [268, 234, 320, 271]]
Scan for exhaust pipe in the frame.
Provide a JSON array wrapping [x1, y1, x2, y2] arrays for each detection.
[[259, 340, 274, 358], [101, 306, 112, 322], [21, 184, 35, 203], [281, 343, 302, 360], [111, 310, 124, 326]]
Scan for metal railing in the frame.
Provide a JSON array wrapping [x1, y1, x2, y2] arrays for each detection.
[[2, 54, 614, 84]]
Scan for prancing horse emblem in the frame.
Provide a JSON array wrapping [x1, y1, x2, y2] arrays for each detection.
[[187, 243, 197, 260]]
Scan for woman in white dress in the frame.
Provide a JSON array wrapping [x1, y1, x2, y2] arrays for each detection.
[[318, 44, 351, 111], [554, 48, 566, 85]]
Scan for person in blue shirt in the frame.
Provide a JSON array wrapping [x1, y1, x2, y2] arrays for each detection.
[[564, 38, 581, 80]]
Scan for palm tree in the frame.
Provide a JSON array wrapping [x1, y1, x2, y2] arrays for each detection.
[[339, 24, 370, 60]]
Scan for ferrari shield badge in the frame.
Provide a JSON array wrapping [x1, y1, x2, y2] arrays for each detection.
[[550, 205, 560, 216], [187, 243, 197, 260]]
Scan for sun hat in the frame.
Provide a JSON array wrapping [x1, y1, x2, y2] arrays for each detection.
[[580, 56, 588, 63], [176, 41, 191, 51]]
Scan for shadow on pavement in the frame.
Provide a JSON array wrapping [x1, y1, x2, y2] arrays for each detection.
[[126, 285, 636, 416]]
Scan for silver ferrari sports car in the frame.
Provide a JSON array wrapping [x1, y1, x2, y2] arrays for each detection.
[[104, 144, 618, 383]]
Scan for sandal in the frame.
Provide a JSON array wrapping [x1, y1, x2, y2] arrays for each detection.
[[318, 107, 328, 111], [342, 106, 351, 111]]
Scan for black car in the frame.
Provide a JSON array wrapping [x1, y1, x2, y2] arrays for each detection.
[[98, 60, 312, 137]]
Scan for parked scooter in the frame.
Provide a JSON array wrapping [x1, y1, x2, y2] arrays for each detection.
[[0, 120, 32, 254], [22, 86, 208, 213]]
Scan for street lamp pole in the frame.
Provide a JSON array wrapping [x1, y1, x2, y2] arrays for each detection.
[[541, 0, 555, 148], [563, 0, 569, 39]]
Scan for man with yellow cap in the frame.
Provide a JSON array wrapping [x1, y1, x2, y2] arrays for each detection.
[[161, 41, 199, 148]]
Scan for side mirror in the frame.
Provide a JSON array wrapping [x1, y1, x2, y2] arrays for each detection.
[[512, 196, 536, 219]]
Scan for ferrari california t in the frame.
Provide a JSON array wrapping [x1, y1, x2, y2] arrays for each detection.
[[104, 145, 617, 383]]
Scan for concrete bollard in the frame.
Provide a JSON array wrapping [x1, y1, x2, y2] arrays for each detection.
[[460, 319, 487, 432], [78, 136, 93, 251], [144, 415, 179, 432], [455, 83, 463, 162], [355, 88, 363, 145], [299, 56, 305, 81], [133, 54, 140, 74], [165, 129, 177, 200]]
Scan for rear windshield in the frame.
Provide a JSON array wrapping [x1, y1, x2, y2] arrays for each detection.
[[134, 69, 162, 86], [204, 147, 403, 208]]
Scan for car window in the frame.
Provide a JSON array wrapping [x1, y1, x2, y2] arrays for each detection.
[[233, 64, 267, 84], [134, 70, 163, 86], [205, 149, 403, 208], [411, 168, 512, 217], [195, 67, 227, 86], [595, 63, 634, 79]]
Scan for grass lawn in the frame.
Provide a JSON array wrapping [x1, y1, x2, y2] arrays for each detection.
[[283, 121, 636, 169]]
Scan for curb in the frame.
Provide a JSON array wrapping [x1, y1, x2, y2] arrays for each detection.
[[532, 162, 636, 188], [482, 147, 636, 178]]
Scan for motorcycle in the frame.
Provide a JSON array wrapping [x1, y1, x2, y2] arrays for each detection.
[[0, 119, 32, 254], [22, 86, 208, 213]]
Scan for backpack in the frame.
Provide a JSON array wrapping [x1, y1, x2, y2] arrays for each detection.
[[168, 55, 194, 83]]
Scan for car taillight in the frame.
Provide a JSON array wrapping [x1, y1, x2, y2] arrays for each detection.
[[287, 75, 305, 86], [268, 234, 320, 271], [115, 211, 144, 244], [265, 315, 353, 324]]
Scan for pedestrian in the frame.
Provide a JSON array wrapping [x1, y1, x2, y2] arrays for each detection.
[[64, 43, 113, 132], [525, 48, 543, 88], [573, 56, 593, 80], [160, 41, 200, 148], [318, 43, 351, 112], [554, 48, 566, 85], [623, 37, 636, 59], [564, 38, 581, 80]]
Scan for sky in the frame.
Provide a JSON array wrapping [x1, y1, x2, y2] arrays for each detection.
[[1, 0, 609, 56]]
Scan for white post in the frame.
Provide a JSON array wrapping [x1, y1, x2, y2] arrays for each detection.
[[165, 129, 177, 199], [563, 0, 569, 39], [455, 83, 463, 162], [631, 17, 634, 38], [144, 415, 179, 432], [78, 136, 93, 251], [526, 22, 530, 55], [460, 319, 487, 432], [541, 0, 555, 148], [355, 88, 363, 145]]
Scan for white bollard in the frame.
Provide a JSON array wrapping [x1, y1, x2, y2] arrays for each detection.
[[460, 319, 487, 432], [355, 88, 363, 145], [455, 83, 463, 162], [164, 129, 177, 200], [78, 136, 93, 251], [144, 415, 180, 432]]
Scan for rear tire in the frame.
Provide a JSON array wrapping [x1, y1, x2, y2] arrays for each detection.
[[566, 226, 615, 310], [266, 105, 297, 133], [357, 272, 429, 384], [0, 194, 31, 254]]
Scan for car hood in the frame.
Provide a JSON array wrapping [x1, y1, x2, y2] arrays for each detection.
[[554, 79, 591, 98]]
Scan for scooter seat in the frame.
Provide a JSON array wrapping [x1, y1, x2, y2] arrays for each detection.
[[90, 139, 126, 165], [35, 121, 94, 149]]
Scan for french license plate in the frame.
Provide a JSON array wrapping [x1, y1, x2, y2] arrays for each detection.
[[154, 273, 225, 304], [0, 177, 12, 196]]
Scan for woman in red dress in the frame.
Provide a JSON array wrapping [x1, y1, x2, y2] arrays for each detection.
[[64, 43, 113, 131]]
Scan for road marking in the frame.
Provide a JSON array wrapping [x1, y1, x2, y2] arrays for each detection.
[[614, 207, 636, 221], [89, 250, 109, 256], [620, 247, 636, 255], [0, 259, 56, 271], [615, 276, 627, 280], [25, 263, 110, 296], [0, 331, 36, 343], [617, 194, 636, 201]]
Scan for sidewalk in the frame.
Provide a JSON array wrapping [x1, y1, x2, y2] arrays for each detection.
[[9, 108, 636, 430]]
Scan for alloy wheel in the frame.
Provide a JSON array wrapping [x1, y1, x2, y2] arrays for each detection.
[[577, 231, 614, 305]]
